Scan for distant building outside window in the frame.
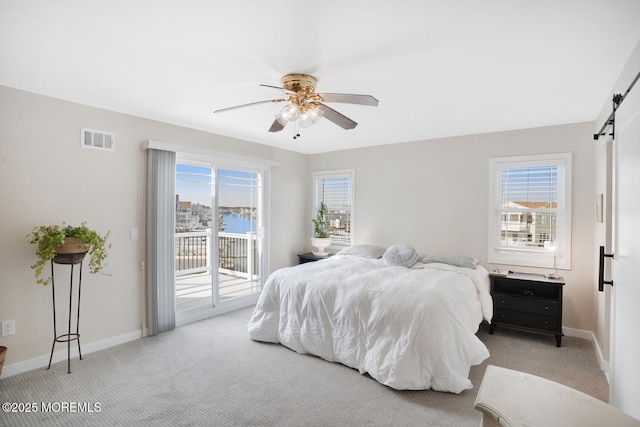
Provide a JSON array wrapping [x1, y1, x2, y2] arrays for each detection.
[[488, 153, 572, 270], [313, 169, 355, 247]]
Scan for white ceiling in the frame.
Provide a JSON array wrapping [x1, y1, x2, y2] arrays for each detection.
[[1, 1, 639, 154]]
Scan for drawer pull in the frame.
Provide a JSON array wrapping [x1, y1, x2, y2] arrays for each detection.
[[545, 306, 549, 310]]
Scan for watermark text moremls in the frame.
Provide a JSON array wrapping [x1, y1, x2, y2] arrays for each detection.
[[2, 401, 102, 413], [41, 402, 102, 413]]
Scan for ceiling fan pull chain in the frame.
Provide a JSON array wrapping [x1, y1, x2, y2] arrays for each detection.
[[293, 118, 301, 140]]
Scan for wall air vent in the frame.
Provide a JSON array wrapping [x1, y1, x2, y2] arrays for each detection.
[[81, 128, 115, 151]]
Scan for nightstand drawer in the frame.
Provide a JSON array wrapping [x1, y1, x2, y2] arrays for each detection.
[[493, 294, 560, 316], [494, 309, 559, 332]]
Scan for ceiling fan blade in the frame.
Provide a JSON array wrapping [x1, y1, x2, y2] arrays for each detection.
[[268, 118, 285, 133], [314, 103, 358, 130], [260, 84, 296, 94], [314, 93, 378, 106], [214, 98, 286, 114]]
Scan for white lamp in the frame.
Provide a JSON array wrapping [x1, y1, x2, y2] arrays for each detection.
[[544, 240, 558, 279]]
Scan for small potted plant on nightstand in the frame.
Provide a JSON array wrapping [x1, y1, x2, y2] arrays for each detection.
[[311, 202, 331, 256], [27, 222, 111, 286]]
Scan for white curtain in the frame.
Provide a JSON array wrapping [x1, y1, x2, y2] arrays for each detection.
[[146, 148, 176, 335]]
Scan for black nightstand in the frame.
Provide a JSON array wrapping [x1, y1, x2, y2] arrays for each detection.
[[489, 272, 565, 347], [297, 252, 332, 264]]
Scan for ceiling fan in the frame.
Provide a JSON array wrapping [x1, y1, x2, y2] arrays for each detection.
[[214, 74, 378, 139]]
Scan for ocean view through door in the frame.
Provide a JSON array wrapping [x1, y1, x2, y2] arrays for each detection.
[[175, 162, 264, 319]]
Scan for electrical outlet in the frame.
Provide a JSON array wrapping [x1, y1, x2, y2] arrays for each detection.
[[2, 320, 15, 336]]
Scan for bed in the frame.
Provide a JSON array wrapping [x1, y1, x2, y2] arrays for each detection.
[[247, 244, 493, 393]]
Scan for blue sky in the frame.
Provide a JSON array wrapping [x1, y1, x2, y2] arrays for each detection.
[[176, 164, 257, 207]]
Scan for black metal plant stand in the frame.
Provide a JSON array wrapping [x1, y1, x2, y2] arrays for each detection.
[[47, 252, 85, 374]]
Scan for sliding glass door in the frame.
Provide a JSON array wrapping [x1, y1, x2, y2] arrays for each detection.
[[175, 160, 265, 321], [217, 168, 263, 301]]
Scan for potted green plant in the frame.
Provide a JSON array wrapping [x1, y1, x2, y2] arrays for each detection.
[[27, 222, 111, 286], [311, 202, 331, 255]]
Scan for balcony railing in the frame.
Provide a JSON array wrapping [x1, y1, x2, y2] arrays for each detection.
[[175, 230, 259, 311], [175, 231, 210, 276], [218, 232, 258, 280], [175, 230, 257, 279]]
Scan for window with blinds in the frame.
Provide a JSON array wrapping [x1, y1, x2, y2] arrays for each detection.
[[488, 153, 572, 269], [313, 170, 355, 246]]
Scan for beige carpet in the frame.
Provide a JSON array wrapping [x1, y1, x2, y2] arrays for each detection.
[[0, 307, 608, 426]]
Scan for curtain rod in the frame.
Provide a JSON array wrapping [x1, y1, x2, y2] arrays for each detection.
[[594, 69, 640, 140]]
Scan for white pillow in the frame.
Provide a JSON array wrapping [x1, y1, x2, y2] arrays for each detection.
[[383, 244, 419, 267], [420, 254, 480, 269], [337, 244, 386, 259]]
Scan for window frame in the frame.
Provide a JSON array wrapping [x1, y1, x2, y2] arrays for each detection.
[[312, 169, 355, 248], [488, 153, 572, 270]]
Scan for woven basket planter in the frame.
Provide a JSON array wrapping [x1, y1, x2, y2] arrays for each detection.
[[53, 237, 88, 264], [55, 237, 89, 254]]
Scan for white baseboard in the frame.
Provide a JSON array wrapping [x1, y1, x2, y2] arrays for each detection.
[[591, 335, 611, 380], [0, 329, 142, 379], [563, 326, 610, 381], [562, 326, 592, 340]]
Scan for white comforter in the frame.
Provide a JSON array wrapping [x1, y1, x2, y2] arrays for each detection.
[[247, 255, 493, 393]]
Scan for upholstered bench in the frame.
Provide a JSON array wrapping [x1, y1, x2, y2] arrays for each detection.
[[474, 365, 640, 427]]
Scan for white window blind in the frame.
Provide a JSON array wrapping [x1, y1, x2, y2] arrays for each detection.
[[313, 170, 354, 246], [488, 153, 572, 269]]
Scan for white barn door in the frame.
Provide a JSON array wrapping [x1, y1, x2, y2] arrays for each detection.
[[610, 81, 640, 420]]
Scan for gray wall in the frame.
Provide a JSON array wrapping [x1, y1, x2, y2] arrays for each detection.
[[0, 85, 308, 369], [309, 122, 597, 334]]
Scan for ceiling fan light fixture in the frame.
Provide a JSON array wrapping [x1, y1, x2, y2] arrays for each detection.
[[278, 102, 324, 135], [280, 104, 300, 121], [275, 112, 287, 126], [299, 104, 322, 127], [299, 115, 314, 129], [305, 105, 323, 122]]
